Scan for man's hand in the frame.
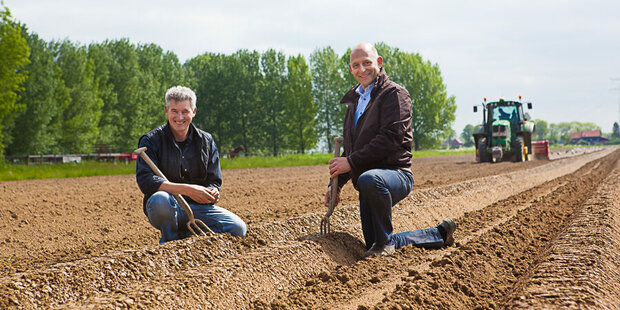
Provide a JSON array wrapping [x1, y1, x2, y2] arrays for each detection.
[[185, 185, 219, 204], [159, 182, 220, 204], [324, 186, 341, 207], [329, 157, 351, 178]]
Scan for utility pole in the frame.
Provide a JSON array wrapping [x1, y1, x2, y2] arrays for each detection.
[[612, 78, 620, 126]]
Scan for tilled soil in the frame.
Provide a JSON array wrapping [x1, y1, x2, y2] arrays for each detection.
[[1, 147, 618, 309]]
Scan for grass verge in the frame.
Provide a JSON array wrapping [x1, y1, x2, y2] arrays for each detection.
[[0, 149, 476, 182]]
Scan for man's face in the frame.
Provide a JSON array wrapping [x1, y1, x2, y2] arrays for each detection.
[[349, 48, 382, 89], [165, 99, 196, 138]]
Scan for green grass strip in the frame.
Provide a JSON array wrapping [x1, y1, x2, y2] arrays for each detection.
[[0, 149, 476, 182]]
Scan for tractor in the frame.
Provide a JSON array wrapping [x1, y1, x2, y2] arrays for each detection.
[[473, 97, 536, 163]]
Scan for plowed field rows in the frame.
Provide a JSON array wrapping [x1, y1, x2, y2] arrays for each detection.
[[1, 147, 618, 309]]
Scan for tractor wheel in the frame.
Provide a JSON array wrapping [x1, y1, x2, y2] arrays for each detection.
[[515, 136, 526, 162], [478, 138, 488, 162]]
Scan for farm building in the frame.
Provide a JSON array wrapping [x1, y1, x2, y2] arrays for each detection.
[[570, 130, 609, 144]]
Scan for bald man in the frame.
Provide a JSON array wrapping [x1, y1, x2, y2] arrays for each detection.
[[326, 43, 456, 258]]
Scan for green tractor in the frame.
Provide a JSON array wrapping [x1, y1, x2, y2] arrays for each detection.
[[473, 97, 535, 163]]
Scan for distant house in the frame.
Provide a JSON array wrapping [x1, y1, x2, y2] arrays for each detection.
[[570, 130, 609, 144], [446, 138, 464, 149]]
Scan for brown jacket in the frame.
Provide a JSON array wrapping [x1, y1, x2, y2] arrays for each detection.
[[338, 68, 413, 189]]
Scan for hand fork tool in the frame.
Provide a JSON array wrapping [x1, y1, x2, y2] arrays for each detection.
[[134, 147, 214, 236], [320, 137, 344, 235]]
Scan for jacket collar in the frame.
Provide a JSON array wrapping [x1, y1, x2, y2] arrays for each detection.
[[341, 68, 389, 104], [164, 122, 197, 144]]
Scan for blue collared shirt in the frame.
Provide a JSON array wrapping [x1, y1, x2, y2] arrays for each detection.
[[354, 82, 375, 128]]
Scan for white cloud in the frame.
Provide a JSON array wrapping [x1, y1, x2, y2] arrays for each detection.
[[5, 0, 620, 132]]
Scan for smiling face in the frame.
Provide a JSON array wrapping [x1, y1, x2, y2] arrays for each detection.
[[165, 99, 196, 141], [349, 43, 383, 89]]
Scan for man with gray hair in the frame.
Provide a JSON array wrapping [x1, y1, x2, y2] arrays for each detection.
[[326, 43, 456, 258], [136, 86, 247, 243]]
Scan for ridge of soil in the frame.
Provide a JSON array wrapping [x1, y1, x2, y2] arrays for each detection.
[[1, 147, 618, 309]]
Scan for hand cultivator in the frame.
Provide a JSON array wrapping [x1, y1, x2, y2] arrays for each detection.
[[134, 147, 214, 237], [320, 137, 344, 235]]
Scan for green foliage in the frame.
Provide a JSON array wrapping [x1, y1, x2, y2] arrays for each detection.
[[3, 9, 458, 157], [260, 49, 287, 156], [375, 42, 456, 150], [55, 41, 103, 153], [533, 119, 549, 141], [612, 122, 620, 138], [527, 120, 601, 145], [460, 124, 477, 147], [548, 121, 599, 145], [310, 47, 349, 152], [0, 5, 29, 156], [7, 28, 61, 155], [284, 54, 317, 153]]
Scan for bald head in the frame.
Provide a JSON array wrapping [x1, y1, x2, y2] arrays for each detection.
[[350, 42, 379, 62], [349, 42, 383, 89]]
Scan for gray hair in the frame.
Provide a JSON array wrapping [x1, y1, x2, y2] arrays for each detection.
[[165, 86, 197, 110]]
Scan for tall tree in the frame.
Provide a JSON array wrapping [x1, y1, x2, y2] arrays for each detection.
[[55, 40, 103, 153], [613, 122, 620, 138], [310, 47, 348, 152], [0, 5, 29, 156], [7, 28, 61, 155], [103, 39, 143, 152], [137, 43, 185, 135], [260, 49, 287, 156], [376, 43, 456, 150], [232, 49, 262, 154], [285, 54, 316, 153], [533, 119, 549, 141], [459, 124, 477, 147]]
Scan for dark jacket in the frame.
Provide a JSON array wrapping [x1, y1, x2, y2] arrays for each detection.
[[136, 123, 222, 215], [338, 68, 413, 189]]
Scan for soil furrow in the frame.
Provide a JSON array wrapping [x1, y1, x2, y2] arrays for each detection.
[[248, 150, 618, 309], [371, 149, 620, 309], [0, 147, 614, 309], [506, 160, 620, 309]]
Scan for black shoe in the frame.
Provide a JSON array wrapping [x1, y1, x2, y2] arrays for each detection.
[[362, 242, 395, 259], [437, 218, 456, 246]]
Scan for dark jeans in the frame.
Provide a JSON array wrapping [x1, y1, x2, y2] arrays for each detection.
[[146, 191, 247, 243], [357, 169, 444, 250]]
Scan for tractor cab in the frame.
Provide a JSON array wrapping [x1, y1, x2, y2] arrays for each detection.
[[473, 97, 535, 163]]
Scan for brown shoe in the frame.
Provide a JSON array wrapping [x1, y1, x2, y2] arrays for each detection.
[[362, 243, 395, 259], [438, 218, 456, 246]]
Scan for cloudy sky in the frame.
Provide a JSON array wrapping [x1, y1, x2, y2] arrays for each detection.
[[5, 0, 620, 133]]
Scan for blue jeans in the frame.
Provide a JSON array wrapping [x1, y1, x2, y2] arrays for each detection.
[[146, 191, 247, 243], [357, 169, 444, 250]]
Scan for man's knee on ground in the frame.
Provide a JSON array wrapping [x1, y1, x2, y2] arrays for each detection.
[[230, 219, 247, 237], [146, 191, 175, 227]]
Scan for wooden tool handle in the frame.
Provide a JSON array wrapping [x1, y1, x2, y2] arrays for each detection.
[[328, 137, 344, 212], [134, 147, 196, 220]]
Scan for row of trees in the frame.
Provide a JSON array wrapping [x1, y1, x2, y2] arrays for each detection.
[[458, 120, 619, 146], [0, 5, 456, 157]]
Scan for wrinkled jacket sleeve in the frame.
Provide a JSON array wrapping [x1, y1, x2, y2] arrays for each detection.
[[136, 135, 166, 197], [205, 138, 222, 190], [348, 88, 411, 169]]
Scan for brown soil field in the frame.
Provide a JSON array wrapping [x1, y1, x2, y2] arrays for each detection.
[[1, 147, 619, 309]]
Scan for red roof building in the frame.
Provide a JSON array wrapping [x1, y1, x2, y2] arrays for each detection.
[[570, 130, 609, 144]]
